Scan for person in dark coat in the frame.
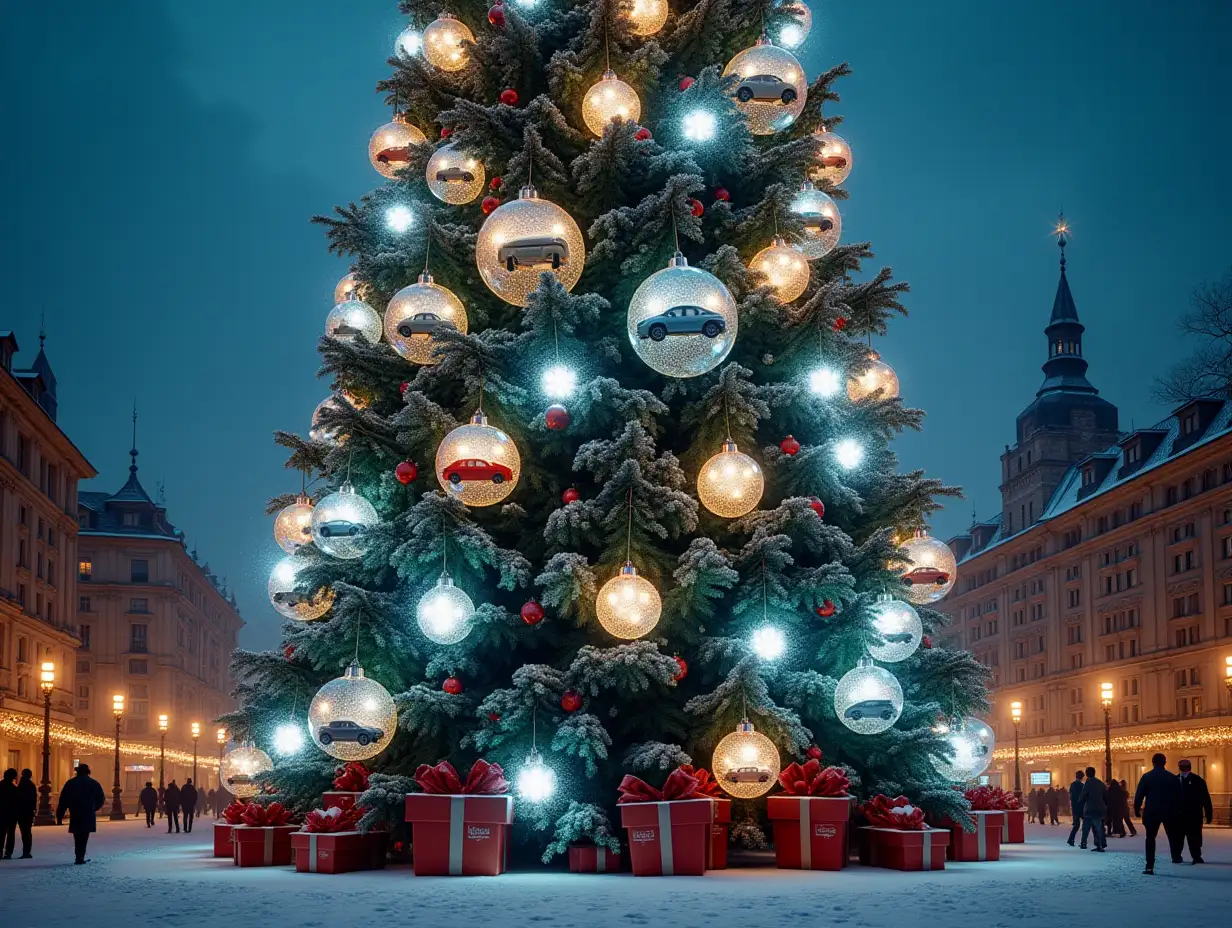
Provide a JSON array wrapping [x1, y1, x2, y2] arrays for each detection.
[[1105, 780, 1125, 837], [157, 784, 166, 819], [1176, 759, 1213, 864], [1078, 766, 1107, 851], [1134, 752, 1183, 874], [164, 779, 182, 833], [139, 781, 159, 827], [15, 769, 37, 857], [1066, 769, 1085, 845], [1044, 786, 1059, 824], [0, 768, 17, 859], [1116, 780, 1138, 836], [55, 763, 106, 864], [1025, 787, 1039, 823], [180, 779, 198, 833], [205, 788, 217, 818]]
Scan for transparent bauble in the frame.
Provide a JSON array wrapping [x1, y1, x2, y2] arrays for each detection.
[[395, 24, 422, 58], [866, 594, 922, 663], [384, 272, 468, 365], [273, 495, 315, 554], [966, 717, 996, 765], [326, 298, 382, 345], [268, 556, 334, 622], [810, 130, 853, 186], [711, 720, 781, 799], [626, 0, 668, 36], [931, 718, 992, 781], [897, 531, 957, 604], [426, 143, 485, 205], [334, 272, 358, 304], [434, 411, 521, 506], [722, 38, 808, 136], [772, 1, 812, 49], [834, 657, 903, 734], [307, 661, 398, 761], [749, 235, 810, 302], [596, 562, 661, 639], [422, 13, 474, 71], [415, 573, 476, 645], [310, 482, 378, 560], [220, 743, 273, 799], [698, 439, 764, 518], [582, 70, 642, 137], [516, 750, 557, 802], [789, 183, 841, 259], [310, 396, 347, 444], [338, 387, 370, 411], [627, 253, 737, 378], [847, 351, 900, 402], [368, 116, 427, 179], [476, 185, 585, 307]]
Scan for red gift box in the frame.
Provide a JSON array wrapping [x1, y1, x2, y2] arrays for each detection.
[[767, 795, 853, 870], [620, 799, 712, 876], [858, 826, 950, 871], [213, 822, 235, 858], [291, 830, 389, 874], [322, 791, 365, 812], [1002, 808, 1026, 844], [404, 794, 514, 876], [708, 799, 731, 870], [232, 825, 299, 867], [568, 843, 623, 873], [943, 810, 1005, 862]]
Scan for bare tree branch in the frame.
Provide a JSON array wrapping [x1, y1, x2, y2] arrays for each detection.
[[1153, 268, 1232, 404]]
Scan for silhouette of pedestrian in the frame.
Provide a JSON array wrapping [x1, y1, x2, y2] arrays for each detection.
[[164, 780, 182, 833], [181, 779, 198, 833], [1177, 759, 1213, 864], [15, 769, 36, 857], [1134, 752, 1182, 875], [139, 781, 158, 827], [0, 768, 16, 859], [55, 763, 106, 864], [1078, 766, 1107, 851]]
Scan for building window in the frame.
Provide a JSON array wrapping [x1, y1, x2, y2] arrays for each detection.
[[77, 686, 89, 711], [17, 677, 27, 698], [131, 559, 149, 583], [1223, 582, 1232, 606], [1125, 442, 1141, 464], [129, 624, 148, 653], [1129, 501, 1143, 520], [127, 659, 148, 674], [122, 512, 140, 527], [1070, 653, 1083, 669], [1173, 551, 1196, 574], [79, 624, 91, 650], [1166, 486, 1178, 506], [1067, 625, 1083, 644], [129, 597, 149, 615], [78, 596, 91, 613], [1082, 465, 1096, 487], [1014, 640, 1025, 659], [1067, 589, 1080, 608], [1071, 711, 1083, 728], [16, 636, 29, 663], [78, 560, 92, 581], [1181, 409, 1199, 435], [1223, 536, 1232, 560]]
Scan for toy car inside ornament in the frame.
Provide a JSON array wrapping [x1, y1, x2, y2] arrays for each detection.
[[499, 235, 569, 271], [384, 272, 468, 366], [722, 36, 808, 135], [397, 313, 457, 338], [734, 73, 797, 104], [434, 411, 521, 506], [635, 305, 726, 341], [476, 185, 585, 306], [317, 719, 385, 747]]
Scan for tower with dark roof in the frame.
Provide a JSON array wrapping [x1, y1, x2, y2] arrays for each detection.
[[998, 216, 1120, 536]]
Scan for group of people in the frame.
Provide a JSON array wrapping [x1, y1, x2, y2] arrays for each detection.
[[1025, 785, 1068, 824], [0, 768, 38, 859], [135, 778, 228, 832]]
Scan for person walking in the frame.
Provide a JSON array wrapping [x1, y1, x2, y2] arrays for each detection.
[[157, 783, 166, 819], [1066, 769, 1086, 846], [55, 763, 106, 865], [1078, 766, 1108, 851], [14, 769, 37, 858], [0, 768, 17, 859], [1134, 752, 1183, 875], [1106, 779, 1125, 837], [1044, 786, 1059, 825], [1026, 787, 1039, 824], [139, 781, 158, 827], [1116, 780, 1138, 837], [164, 779, 182, 834], [181, 778, 198, 833], [1176, 759, 1213, 864], [205, 787, 217, 819]]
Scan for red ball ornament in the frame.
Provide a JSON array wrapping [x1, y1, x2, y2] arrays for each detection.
[[808, 497, 825, 519], [283, 644, 296, 660], [560, 689, 582, 713], [395, 460, 418, 484], [832, 316, 848, 332], [779, 435, 801, 456], [443, 677, 463, 695], [634, 127, 652, 141], [805, 745, 822, 761], [672, 656, 688, 681], [490, 176, 502, 190], [678, 76, 695, 91], [481, 195, 501, 215], [488, 712, 501, 722], [690, 198, 704, 218], [500, 88, 519, 106], [815, 599, 836, 618], [520, 600, 545, 626], [545, 404, 570, 431], [922, 635, 934, 650], [714, 187, 730, 202], [440, 127, 453, 139], [487, 1, 506, 27], [561, 487, 580, 505], [399, 381, 410, 394]]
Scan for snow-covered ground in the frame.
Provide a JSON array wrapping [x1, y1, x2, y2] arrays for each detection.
[[3, 820, 1229, 927]]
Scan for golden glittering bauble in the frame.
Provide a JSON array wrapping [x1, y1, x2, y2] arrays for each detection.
[[220, 744, 273, 799], [627, 253, 737, 378], [268, 556, 334, 622], [311, 482, 379, 560], [384, 273, 468, 365], [307, 662, 398, 762], [723, 38, 807, 136], [897, 531, 957, 604], [789, 182, 841, 259], [698, 439, 764, 518], [712, 721, 781, 798], [368, 116, 427, 178], [847, 351, 900, 402], [334, 272, 358, 304], [475, 185, 585, 307], [582, 70, 642, 137], [810, 130, 852, 186], [426, 143, 485, 204], [749, 235, 810, 302], [273, 495, 314, 554], [596, 563, 662, 639], [326, 298, 383, 344], [435, 411, 521, 506], [422, 13, 473, 71], [626, 0, 668, 36]]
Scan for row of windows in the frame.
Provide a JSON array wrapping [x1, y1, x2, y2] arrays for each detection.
[[1100, 568, 1138, 596], [1100, 542, 1139, 565], [79, 558, 149, 583], [1101, 608, 1140, 635]]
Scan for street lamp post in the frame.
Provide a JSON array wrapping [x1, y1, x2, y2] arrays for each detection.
[[158, 714, 168, 790], [216, 728, 227, 791], [1224, 656, 1232, 708], [109, 694, 126, 820], [1100, 682, 1114, 783], [1010, 700, 1022, 799], [191, 722, 201, 783], [34, 662, 56, 826]]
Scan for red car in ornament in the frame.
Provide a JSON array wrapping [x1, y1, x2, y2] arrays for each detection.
[[902, 567, 950, 588], [442, 458, 514, 485], [376, 145, 411, 165]]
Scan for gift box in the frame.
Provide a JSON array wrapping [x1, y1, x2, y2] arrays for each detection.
[[858, 826, 950, 871], [620, 798, 713, 876], [322, 791, 365, 813], [213, 822, 235, 859], [232, 825, 300, 867], [768, 795, 852, 870], [943, 811, 1005, 862], [568, 843, 623, 873], [292, 830, 389, 874], [708, 799, 731, 870], [1002, 808, 1026, 844], [404, 793, 514, 876]]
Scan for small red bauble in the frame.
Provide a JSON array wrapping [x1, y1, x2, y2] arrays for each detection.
[[440, 127, 452, 139], [714, 187, 730, 202], [678, 76, 695, 91], [545, 403, 570, 430], [809, 497, 825, 519], [395, 460, 418, 484], [690, 198, 704, 218], [487, 1, 505, 27], [488, 712, 501, 722], [634, 127, 652, 141], [490, 176, 502, 190], [520, 600, 545, 626], [481, 195, 501, 215], [805, 745, 822, 761], [779, 435, 800, 456], [283, 644, 296, 660], [672, 656, 688, 681], [815, 599, 836, 618], [443, 677, 463, 695], [560, 689, 582, 713], [561, 487, 580, 505], [832, 316, 848, 332], [399, 381, 410, 394], [922, 635, 933, 649], [500, 88, 519, 106]]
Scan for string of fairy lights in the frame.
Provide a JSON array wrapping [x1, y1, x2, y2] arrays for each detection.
[[0, 709, 199, 766], [994, 726, 1232, 763]]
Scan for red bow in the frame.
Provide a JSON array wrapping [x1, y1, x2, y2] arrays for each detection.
[[617, 767, 700, 803], [777, 759, 851, 797], [678, 765, 723, 798], [332, 761, 371, 792], [965, 785, 1019, 811], [303, 805, 364, 833], [239, 801, 295, 827], [222, 799, 249, 825], [413, 759, 510, 795], [861, 794, 925, 830]]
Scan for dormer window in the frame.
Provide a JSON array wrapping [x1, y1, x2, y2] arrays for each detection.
[[1125, 442, 1141, 465], [122, 512, 140, 527], [1181, 410, 1198, 435], [1082, 464, 1096, 487]]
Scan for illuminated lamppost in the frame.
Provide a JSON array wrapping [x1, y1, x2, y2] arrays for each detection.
[[1224, 655, 1232, 707], [191, 722, 201, 783], [34, 662, 56, 826], [109, 694, 126, 820], [216, 728, 227, 792], [1010, 700, 1023, 798], [1100, 682, 1114, 783], [157, 714, 168, 790]]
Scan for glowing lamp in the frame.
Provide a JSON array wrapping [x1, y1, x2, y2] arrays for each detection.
[[809, 366, 841, 397], [385, 205, 415, 233], [416, 573, 476, 645], [834, 438, 864, 470], [39, 661, 55, 693], [395, 25, 422, 57], [112, 694, 125, 718], [1101, 682, 1114, 708], [217, 727, 227, 745], [750, 626, 786, 660], [191, 722, 201, 739], [516, 751, 557, 802], [273, 723, 305, 756], [541, 364, 577, 399], [158, 714, 169, 733], [1010, 701, 1022, 723], [683, 109, 716, 142]]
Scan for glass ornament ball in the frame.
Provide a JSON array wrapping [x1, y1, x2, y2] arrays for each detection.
[[810, 130, 853, 186], [834, 657, 904, 734], [931, 720, 992, 781], [711, 720, 781, 799], [866, 594, 922, 663], [384, 273, 468, 365], [268, 556, 334, 622], [434, 411, 521, 507], [416, 573, 476, 645], [772, 1, 812, 49], [426, 144, 485, 205], [897, 531, 957, 604], [626, 254, 738, 378], [749, 236, 810, 303], [368, 117, 427, 178], [626, 0, 668, 36], [847, 351, 900, 402], [475, 186, 585, 307], [596, 562, 661, 639], [310, 481, 379, 560], [698, 439, 764, 518], [789, 183, 841, 259], [310, 396, 346, 444], [722, 39, 808, 136], [582, 70, 642, 137], [273, 495, 315, 554], [307, 661, 398, 762], [326, 298, 383, 344], [220, 744, 273, 799], [334, 272, 358, 304], [422, 13, 474, 71], [965, 716, 996, 765], [395, 25, 422, 57]]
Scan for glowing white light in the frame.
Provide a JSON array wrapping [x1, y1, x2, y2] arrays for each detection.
[[541, 364, 577, 399], [416, 575, 475, 645], [809, 366, 841, 397], [273, 723, 304, 756], [683, 109, 716, 142], [835, 439, 864, 470], [751, 625, 786, 660], [517, 753, 557, 802], [395, 26, 422, 56], [385, 205, 414, 233], [779, 24, 804, 48]]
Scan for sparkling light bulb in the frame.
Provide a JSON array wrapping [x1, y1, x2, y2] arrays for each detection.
[[581, 70, 642, 137], [750, 625, 786, 660], [809, 366, 842, 397], [517, 752, 557, 802], [834, 438, 864, 470], [595, 563, 661, 639], [683, 109, 716, 141], [385, 205, 415, 233], [395, 25, 422, 56], [698, 439, 763, 518], [273, 723, 305, 756], [415, 574, 476, 645], [847, 352, 900, 401], [541, 364, 577, 399], [749, 236, 810, 302], [772, 2, 812, 49]]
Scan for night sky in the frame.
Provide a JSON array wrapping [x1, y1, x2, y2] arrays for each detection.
[[4, 2, 1229, 652]]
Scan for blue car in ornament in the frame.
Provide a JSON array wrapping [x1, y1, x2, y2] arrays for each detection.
[[317, 720, 384, 747], [635, 305, 726, 341], [845, 699, 896, 722], [317, 520, 365, 538]]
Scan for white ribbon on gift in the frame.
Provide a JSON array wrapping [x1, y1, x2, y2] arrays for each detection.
[[976, 817, 987, 860], [656, 802, 675, 875], [448, 796, 466, 875], [921, 830, 932, 869], [800, 799, 813, 869], [263, 827, 274, 865], [307, 833, 319, 872], [595, 848, 606, 873]]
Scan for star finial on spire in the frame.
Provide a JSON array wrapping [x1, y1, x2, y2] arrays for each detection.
[[1052, 210, 1070, 269], [130, 400, 139, 475]]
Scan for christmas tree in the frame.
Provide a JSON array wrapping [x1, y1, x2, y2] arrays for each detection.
[[224, 0, 991, 861]]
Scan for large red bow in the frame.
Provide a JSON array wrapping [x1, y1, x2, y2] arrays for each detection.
[[239, 801, 296, 827], [303, 805, 364, 833], [678, 765, 724, 798], [222, 799, 249, 825], [777, 759, 851, 797], [965, 785, 1019, 811], [413, 759, 510, 795], [860, 794, 925, 830], [332, 761, 371, 792], [617, 767, 700, 803]]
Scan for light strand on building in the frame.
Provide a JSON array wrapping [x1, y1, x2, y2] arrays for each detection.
[[0, 709, 200, 765], [993, 725, 1232, 761]]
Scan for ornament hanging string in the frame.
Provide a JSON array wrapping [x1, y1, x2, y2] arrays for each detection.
[[625, 486, 634, 563], [423, 223, 433, 275]]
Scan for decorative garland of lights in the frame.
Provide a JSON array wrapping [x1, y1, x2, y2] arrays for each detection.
[[0, 709, 200, 765], [992, 725, 1232, 762]]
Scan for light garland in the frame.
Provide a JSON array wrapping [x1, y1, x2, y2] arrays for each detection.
[[0, 709, 200, 764], [992, 725, 1232, 762]]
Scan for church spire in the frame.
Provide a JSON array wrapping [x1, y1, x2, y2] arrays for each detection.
[[1038, 212, 1097, 396]]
